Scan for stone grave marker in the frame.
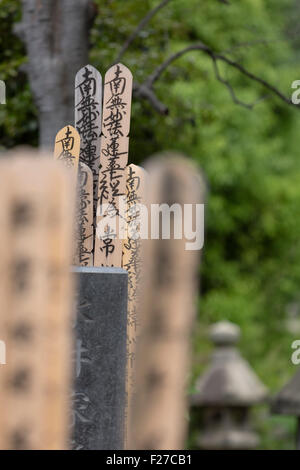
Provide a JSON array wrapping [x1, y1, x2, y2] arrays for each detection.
[[72, 267, 128, 450]]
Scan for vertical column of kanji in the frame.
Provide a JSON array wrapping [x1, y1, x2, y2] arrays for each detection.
[[94, 64, 133, 267], [43, 159, 74, 449], [74, 162, 94, 266], [75, 65, 102, 222], [121, 164, 147, 441], [129, 154, 205, 450], [0, 153, 74, 449]]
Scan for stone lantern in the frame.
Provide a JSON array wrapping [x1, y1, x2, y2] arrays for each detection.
[[191, 321, 268, 449], [271, 368, 300, 449]]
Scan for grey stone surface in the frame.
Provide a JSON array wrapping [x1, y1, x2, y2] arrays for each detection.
[[191, 321, 268, 450], [72, 267, 128, 450], [272, 368, 300, 416]]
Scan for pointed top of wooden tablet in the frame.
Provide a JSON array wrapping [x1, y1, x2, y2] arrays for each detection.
[[75, 64, 101, 76], [75, 65, 102, 96], [54, 125, 80, 175], [105, 63, 133, 79], [55, 124, 79, 142]]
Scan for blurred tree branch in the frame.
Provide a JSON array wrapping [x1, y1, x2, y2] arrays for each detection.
[[15, 0, 297, 147], [133, 42, 296, 114], [115, 1, 296, 113], [115, 0, 172, 64]]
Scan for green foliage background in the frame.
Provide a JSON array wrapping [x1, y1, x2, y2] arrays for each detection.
[[1, 0, 300, 449]]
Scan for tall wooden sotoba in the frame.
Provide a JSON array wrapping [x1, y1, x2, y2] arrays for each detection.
[[74, 162, 94, 267], [0, 151, 75, 450], [128, 153, 205, 450], [75, 64, 102, 219], [54, 127, 93, 266], [121, 164, 147, 441], [94, 63, 133, 267]]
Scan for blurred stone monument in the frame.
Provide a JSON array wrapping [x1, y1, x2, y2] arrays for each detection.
[[191, 321, 268, 449], [272, 368, 300, 449]]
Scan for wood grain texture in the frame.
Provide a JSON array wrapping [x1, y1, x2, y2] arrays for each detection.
[[121, 164, 147, 443], [75, 64, 102, 218], [128, 153, 205, 450], [0, 151, 74, 450], [94, 63, 133, 267]]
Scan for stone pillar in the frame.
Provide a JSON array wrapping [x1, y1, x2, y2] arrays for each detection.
[[72, 267, 128, 450]]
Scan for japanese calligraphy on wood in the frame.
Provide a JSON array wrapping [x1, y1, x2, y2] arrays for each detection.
[[74, 162, 94, 267], [128, 153, 205, 450], [0, 151, 74, 450], [121, 164, 146, 441], [94, 63, 133, 267], [53, 125, 81, 264], [54, 125, 80, 177], [75, 65, 102, 217]]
